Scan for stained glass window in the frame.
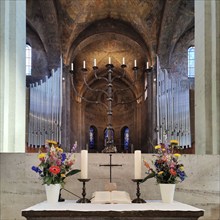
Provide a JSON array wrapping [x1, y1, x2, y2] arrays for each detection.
[[104, 127, 114, 146], [123, 127, 129, 151], [89, 126, 96, 149]]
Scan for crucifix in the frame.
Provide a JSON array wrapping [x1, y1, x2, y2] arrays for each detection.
[[99, 154, 122, 182]]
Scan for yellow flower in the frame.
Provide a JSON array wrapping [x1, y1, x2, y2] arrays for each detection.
[[179, 166, 184, 171], [155, 145, 161, 149], [61, 174, 66, 178], [170, 140, 178, 145], [174, 153, 181, 158], [56, 147, 63, 153], [46, 140, 58, 145], [158, 171, 164, 175], [38, 153, 46, 159]]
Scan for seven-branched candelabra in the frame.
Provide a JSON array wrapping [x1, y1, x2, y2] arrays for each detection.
[[70, 58, 151, 152]]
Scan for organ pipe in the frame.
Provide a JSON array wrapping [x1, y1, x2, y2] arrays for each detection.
[[28, 67, 62, 147], [156, 57, 191, 148]]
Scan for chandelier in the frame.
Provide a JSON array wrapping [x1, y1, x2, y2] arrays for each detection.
[[70, 58, 152, 153]]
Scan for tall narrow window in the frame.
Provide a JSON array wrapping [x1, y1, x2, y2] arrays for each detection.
[[89, 126, 97, 149], [26, 44, 32, 75], [104, 127, 114, 146], [121, 126, 129, 152], [188, 46, 195, 78], [124, 127, 129, 151]]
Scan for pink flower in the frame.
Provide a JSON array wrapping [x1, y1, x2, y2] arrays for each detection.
[[67, 161, 73, 167], [56, 159, 61, 166]]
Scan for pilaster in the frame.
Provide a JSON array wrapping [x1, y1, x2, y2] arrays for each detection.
[[0, 0, 26, 152], [211, 0, 220, 154], [195, 0, 220, 154]]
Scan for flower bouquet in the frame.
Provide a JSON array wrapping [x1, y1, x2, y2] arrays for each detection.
[[143, 139, 186, 203], [143, 139, 187, 184], [32, 140, 80, 186]]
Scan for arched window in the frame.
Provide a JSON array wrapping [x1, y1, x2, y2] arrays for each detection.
[[121, 126, 129, 152], [26, 44, 32, 75], [188, 46, 195, 78], [89, 126, 97, 149], [104, 127, 114, 146]]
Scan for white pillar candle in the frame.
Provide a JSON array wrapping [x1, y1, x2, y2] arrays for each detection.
[[122, 57, 125, 65], [71, 63, 74, 71], [94, 59, 96, 66], [134, 59, 137, 67], [83, 60, 86, 69], [81, 150, 88, 179], [108, 57, 111, 64], [134, 150, 142, 179]]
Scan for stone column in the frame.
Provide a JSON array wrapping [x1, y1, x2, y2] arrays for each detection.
[[0, 0, 26, 152], [195, 0, 220, 154]]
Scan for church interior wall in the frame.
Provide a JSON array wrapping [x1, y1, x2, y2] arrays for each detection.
[[24, 0, 197, 153], [170, 27, 194, 78], [83, 95, 137, 152], [26, 24, 50, 85], [0, 153, 219, 220], [67, 67, 155, 153], [69, 73, 145, 152], [71, 87, 81, 152]]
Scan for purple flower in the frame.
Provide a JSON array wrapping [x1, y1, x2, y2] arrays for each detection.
[[31, 166, 42, 174], [177, 170, 186, 181], [71, 142, 77, 153], [61, 153, 66, 162]]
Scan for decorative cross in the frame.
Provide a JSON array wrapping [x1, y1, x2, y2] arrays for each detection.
[[99, 154, 122, 182]]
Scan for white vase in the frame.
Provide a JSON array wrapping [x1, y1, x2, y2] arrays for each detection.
[[159, 184, 175, 203], [45, 184, 61, 204]]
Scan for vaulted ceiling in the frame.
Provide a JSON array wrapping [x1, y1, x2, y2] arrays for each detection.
[[26, 0, 194, 85]]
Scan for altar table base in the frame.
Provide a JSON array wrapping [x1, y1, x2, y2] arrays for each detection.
[[22, 200, 204, 220]]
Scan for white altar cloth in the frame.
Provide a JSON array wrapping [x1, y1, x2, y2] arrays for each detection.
[[23, 200, 203, 212]]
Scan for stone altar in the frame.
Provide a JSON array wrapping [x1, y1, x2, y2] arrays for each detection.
[[22, 200, 204, 220]]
